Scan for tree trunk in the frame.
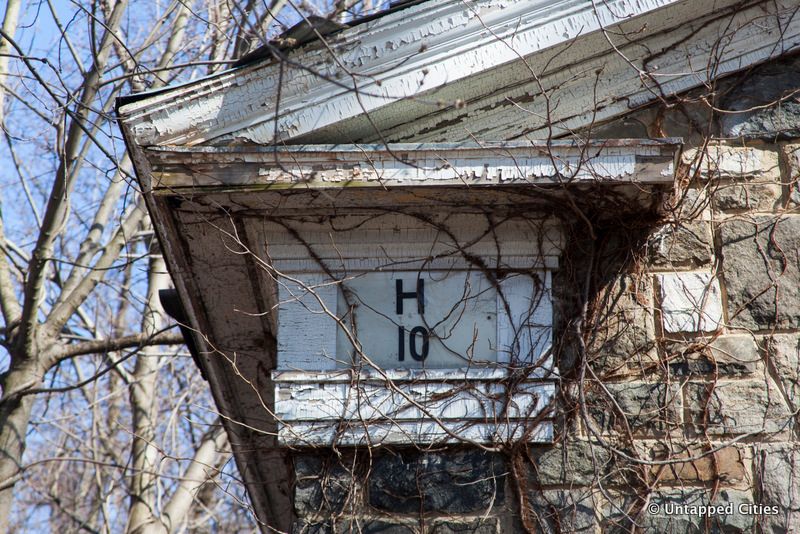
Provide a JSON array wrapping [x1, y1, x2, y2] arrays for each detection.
[[0, 362, 41, 531], [0, 0, 22, 126], [126, 255, 169, 534]]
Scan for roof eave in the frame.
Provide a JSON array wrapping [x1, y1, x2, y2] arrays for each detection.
[[117, 0, 699, 147]]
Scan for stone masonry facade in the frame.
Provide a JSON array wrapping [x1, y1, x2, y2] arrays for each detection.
[[289, 140, 800, 534]]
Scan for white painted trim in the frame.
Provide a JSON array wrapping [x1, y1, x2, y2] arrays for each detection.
[[117, 0, 799, 146], [273, 372, 555, 446], [261, 213, 563, 272], [370, 0, 800, 142], [145, 140, 680, 191], [278, 420, 554, 446], [272, 367, 551, 382], [119, 0, 682, 146], [274, 380, 552, 421], [272, 256, 560, 273]]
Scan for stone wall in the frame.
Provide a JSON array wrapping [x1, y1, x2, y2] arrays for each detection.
[[289, 142, 800, 533]]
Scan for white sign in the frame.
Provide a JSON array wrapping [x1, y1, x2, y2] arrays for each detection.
[[335, 272, 497, 369], [277, 270, 552, 371]]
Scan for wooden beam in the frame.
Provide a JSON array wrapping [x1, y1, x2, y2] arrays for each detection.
[[144, 139, 681, 191]]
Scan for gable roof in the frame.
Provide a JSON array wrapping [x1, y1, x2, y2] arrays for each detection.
[[118, 0, 800, 150], [115, 1, 800, 530]]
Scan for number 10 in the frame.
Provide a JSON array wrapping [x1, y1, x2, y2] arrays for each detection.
[[398, 325, 429, 361]]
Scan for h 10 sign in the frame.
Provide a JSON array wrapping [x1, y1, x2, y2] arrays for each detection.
[[277, 270, 551, 372], [335, 272, 497, 369]]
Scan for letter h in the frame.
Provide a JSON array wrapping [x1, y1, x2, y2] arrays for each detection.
[[396, 278, 424, 314]]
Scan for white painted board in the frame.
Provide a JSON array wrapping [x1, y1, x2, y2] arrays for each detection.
[[277, 269, 554, 372], [276, 274, 339, 370], [274, 380, 553, 421], [273, 372, 555, 446], [335, 271, 497, 369], [278, 420, 554, 446]]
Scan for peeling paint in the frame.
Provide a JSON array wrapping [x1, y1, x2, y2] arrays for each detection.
[[145, 140, 679, 191], [273, 371, 556, 445], [119, 0, 705, 147]]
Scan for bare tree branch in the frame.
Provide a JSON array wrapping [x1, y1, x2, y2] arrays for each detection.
[[53, 330, 184, 362], [160, 426, 229, 533]]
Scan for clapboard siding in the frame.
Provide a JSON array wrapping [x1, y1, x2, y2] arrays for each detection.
[[497, 272, 553, 375], [275, 273, 340, 371], [273, 372, 555, 446], [262, 212, 563, 273]]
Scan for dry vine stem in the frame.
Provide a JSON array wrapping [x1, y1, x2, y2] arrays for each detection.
[[6, 0, 800, 533], [0, 0, 354, 531]]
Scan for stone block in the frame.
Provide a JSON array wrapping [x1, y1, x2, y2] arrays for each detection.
[[719, 216, 800, 330], [430, 520, 499, 533], [295, 521, 411, 534], [357, 521, 414, 534], [765, 334, 800, 409], [368, 450, 505, 514], [644, 442, 749, 484], [637, 488, 754, 533], [658, 273, 723, 333], [672, 187, 711, 220], [785, 144, 800, 205], [753, 443, 800, 533], [723, 101, 800, 139], [528, 440, 613, 486], [667, 335, 762, 376], [528, 489, 599, 533], [294, 455, 358, 517], [686, 379, 793, 435], [587, 275, 657, 375], [292, 522, 329, 534], [648, 222, 713, 267], [719, 54, 800, 138], [682, 145, 780, 181], [293, 520, 498, 534], [713, 182, 783, 211], [589, 382, 681, 434]]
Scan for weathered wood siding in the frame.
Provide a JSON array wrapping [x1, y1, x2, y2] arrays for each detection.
[[273, 370, 555, 446]]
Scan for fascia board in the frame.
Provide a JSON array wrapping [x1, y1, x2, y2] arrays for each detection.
[[365, 0, 800, 143], [141, 139, 681, 192], [117, 0, 683, 147]]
